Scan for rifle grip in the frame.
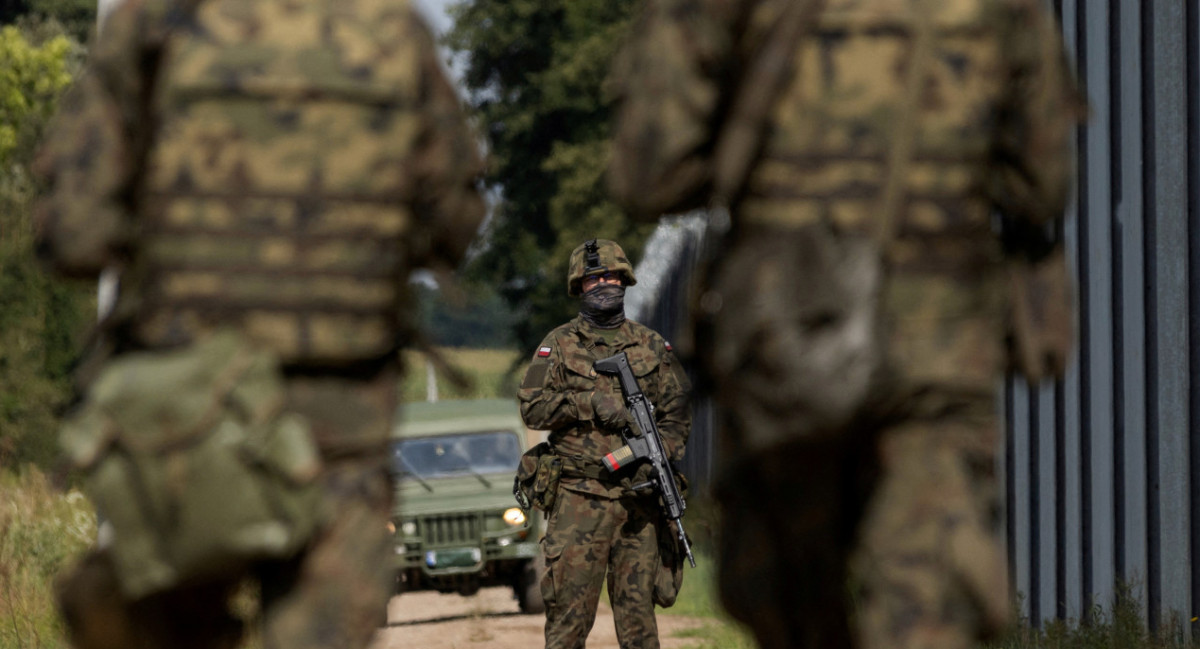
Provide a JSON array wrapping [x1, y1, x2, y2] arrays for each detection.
[[603, 445, 635, 472]]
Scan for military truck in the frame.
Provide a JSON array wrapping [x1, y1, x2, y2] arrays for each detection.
[[389, 398, 545, 613]]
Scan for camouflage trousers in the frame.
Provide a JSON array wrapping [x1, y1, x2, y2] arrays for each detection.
[[57, 369, 398, 649], [713, 406, 1009, 649], [541, 487, 662, 649]]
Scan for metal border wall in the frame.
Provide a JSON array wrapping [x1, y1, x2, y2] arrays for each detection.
[[628, 215, 716, 490], [1005, 0, 1200, 630]]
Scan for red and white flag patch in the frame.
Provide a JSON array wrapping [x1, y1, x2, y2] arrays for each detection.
[[537, 346, 552, 358], [665, 341, 674, 352]]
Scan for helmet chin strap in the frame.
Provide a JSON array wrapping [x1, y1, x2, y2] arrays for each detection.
[[580, 285, 626, 328]]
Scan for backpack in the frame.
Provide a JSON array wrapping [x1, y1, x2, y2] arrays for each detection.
[[59, 330, 321, 599]]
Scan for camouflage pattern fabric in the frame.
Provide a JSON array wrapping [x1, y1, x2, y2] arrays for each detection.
[[258, 454, 395, 649], [56, 454, 393, 649], [609, 0, 1083, 648], [35, 0, 484, 366], [36, 0, 484, 647], [519, 316, 691, 498], [519, 315, 691, 648], [541, 489, 663, 649], [566, 238, 638, 296], [853, 406, 1009, 649]]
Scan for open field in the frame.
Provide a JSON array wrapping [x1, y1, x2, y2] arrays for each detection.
[[400, 347, 525, 402]]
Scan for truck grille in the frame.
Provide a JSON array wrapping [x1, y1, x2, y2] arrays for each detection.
[[420, 514, 480, 546]]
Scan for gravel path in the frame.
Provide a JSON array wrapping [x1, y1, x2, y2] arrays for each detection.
[[370, 586, 707, 649]]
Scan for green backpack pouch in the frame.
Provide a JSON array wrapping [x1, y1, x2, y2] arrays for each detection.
[[59, 330, 321, 600]]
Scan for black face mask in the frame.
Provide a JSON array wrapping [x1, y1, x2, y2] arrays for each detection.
[[580, 284, 626, 329]]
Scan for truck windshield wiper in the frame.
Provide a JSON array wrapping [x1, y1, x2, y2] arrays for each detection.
[[464, 467, 492, 489], [396, 453, 434, 492]]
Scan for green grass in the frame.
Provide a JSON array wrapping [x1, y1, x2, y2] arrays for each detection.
[[660, 548, 758, 649], [0, 466, 96, 649], [985, 585, 1194, 649]]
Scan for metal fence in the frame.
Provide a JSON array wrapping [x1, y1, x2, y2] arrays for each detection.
[[627, 215, 716, 489], [1005, 0, 1200, 631]]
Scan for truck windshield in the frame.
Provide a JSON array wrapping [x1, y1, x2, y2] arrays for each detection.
[[391, 431, 523, 480]]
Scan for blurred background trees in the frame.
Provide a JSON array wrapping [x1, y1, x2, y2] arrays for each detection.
[[0, 10, 91, 469], [446, 0, 657, 353]]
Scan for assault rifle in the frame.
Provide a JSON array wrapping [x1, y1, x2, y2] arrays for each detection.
[[594, 351, 696, 567]]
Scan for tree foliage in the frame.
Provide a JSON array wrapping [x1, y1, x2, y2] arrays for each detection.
[[0, 0, 96, 45], [416, 281, 518, 348], [0, 25, 74, 167], [445, 0, 656, 353], [0, 23, 91, 469]]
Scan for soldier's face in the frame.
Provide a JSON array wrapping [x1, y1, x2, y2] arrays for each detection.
[[582, 272, 622, 293]]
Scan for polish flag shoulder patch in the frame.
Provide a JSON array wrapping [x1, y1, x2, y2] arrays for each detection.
[[664, 341, 674, 352], [537, 346, 553, 358]]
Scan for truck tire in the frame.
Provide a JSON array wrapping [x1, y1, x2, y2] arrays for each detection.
[[515, 554, 546, 614]]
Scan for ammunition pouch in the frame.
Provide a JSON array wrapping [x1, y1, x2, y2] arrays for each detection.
[[696, 226, 895, 446], [59, 330, 322, 599], [654, 520, 687, 608], [513, 442, 562, 512]]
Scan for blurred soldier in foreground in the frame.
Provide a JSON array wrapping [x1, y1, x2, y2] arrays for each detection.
[[610, 0, 1083, 647], [34, 0, 484, 647], [517, 239, 691, 649]]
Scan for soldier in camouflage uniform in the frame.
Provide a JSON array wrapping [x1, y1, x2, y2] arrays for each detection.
[[518, 239, 692, 649], [34, 0, 484, 647], [609, 0, 1083, 648]]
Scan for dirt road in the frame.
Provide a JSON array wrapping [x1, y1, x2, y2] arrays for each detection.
[[370, 587, 707, 649]]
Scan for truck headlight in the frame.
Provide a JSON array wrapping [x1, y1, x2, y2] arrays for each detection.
[[503, 507, 526, 526], [402, 521, 417, 536]]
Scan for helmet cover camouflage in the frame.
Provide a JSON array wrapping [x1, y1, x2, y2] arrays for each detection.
[[567, 239, 638, 296]]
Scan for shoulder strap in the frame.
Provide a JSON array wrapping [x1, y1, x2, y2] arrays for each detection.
[[712, 0, 827, 207], [872, 2, 934, 244]]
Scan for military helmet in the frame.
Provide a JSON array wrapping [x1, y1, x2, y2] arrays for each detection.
[[567, 239, 637, 296]]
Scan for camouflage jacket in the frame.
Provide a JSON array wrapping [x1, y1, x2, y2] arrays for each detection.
[[610, 0, 1082, 238], [609, 0, 1084, 394], [34, 0, 485, 367], [518, 317, 692, 498]]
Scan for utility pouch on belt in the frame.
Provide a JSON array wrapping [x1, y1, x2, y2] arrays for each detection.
[[58, 330, 321, 600], [513, 442, 561, 512], [697, 227, 893, 441], [654, 519, 687, 607]]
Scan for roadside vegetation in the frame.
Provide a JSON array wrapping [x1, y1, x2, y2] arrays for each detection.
[[985, 586, 1193, 649], [0, 468, 95, 649], [662, 550, 758, 648]]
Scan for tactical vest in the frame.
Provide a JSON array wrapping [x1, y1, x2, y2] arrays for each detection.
[[131, 0, 424, 365], [738, 0, 1008, 273]]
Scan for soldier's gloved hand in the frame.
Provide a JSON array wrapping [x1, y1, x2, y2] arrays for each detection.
[[631, 463, 656, 490], [590, 390, 630, 429]]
